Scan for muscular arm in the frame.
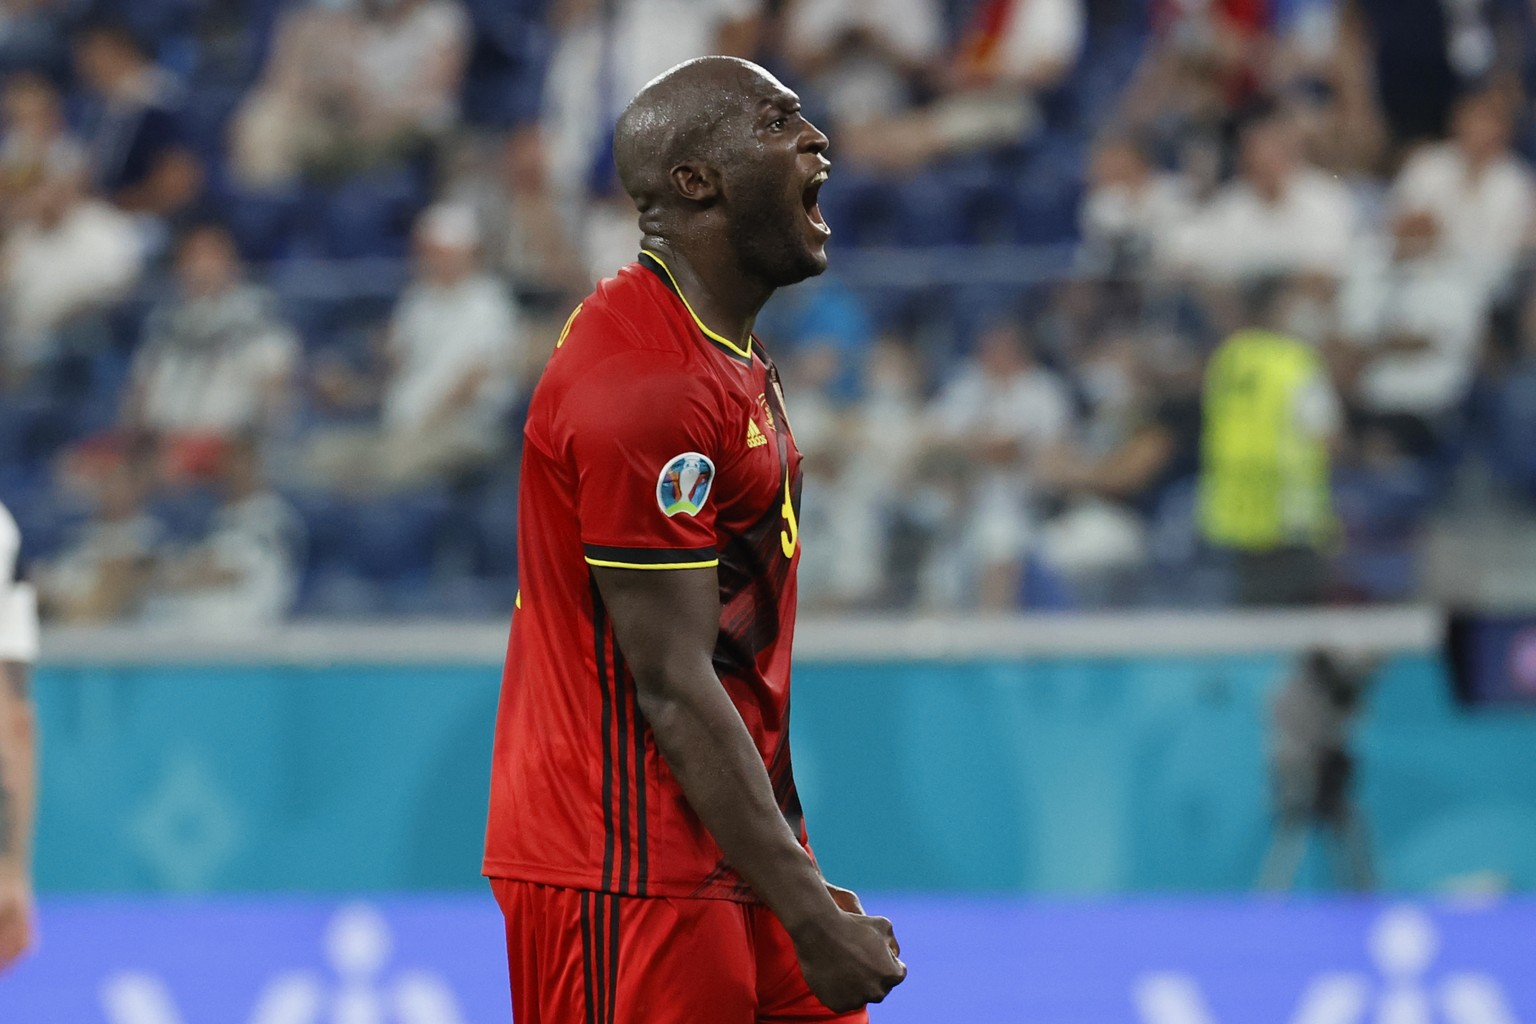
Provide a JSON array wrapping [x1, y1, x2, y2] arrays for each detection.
[[591, 564, 904, 1010], [0, 660, 35, 970], [0, 662, 33, 869], [591, 565, 837, 932]]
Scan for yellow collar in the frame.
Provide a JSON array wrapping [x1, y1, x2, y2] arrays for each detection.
[[639, 250, 753, 361]]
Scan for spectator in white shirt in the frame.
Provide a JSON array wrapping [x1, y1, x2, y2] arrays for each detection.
[[923, 322, 1074, 609], [33, 456, 161, 624], [143, 439, 305, 628], [1392, 88, 1535, 302], [1166, 113, 1356, 284], [541, 0, 763, 279], [950, 0, 1084, 94], [1334, 211, 1486, 459], [232, 0, 470, 187], [781, 0, 944, 132], [123, 224, 298, 459], [0, 498, 38, 970], [1079, 134, 1193, 276], [838, 0, 1086, 173], [0, 73, 86, 224], [309, 202, 524, 492], [543, 0, 761, 193], [0, 169, 141, 380]]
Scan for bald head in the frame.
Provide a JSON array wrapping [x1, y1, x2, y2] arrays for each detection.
[[612, 56, 833, 288], [614, 56, 782, 213]]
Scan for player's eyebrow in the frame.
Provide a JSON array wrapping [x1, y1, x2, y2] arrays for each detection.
[[755, 96, 802, 127], [758, 94, 801, 115]]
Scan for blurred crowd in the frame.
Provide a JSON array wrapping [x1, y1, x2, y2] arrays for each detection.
[[5, 0, 1536, 621]]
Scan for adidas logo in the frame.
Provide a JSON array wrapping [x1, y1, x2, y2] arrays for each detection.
[[747, 420, 768, 448]]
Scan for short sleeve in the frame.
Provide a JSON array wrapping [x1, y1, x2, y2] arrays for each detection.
[[559, 351, 725, 570], [0, 505, 34, 663], [0, 503, 18, 583], [1391, 150, 1440, 213], [0, 583, 37, 663]]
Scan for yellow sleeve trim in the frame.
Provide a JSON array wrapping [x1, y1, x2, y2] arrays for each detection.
[[584, 557, 720, 571]]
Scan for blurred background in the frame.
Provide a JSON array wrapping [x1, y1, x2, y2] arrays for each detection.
[[5, 0, 1536, 1020]]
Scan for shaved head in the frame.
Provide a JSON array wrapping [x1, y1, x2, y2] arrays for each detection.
[[613, 56, 778, 213], [611, 55, 832, 290]]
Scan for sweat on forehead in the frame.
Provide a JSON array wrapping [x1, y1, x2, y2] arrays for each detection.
[[613, 56, 788, 204]]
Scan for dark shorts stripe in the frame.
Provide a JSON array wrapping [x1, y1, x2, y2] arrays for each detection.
[[580, 891, 597, 1024], [606, 892, 622, 1024]]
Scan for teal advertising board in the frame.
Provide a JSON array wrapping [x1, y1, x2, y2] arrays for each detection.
[[32, 655, 1536, 894]]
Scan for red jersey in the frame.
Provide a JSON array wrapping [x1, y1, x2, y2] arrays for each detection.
[[484, 251, 808, 902]]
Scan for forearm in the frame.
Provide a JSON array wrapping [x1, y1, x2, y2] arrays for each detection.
[[0, 663, 34, 878], [638, 665, 836, 934]]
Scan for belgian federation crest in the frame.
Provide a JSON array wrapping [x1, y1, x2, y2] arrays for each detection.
[[657, 453, 715, 518]]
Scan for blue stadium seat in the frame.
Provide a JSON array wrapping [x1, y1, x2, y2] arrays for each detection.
[[1008, 137, 1088, 245], [1480, 367, 1536, 500], [0, 473, 89, 568], [307, 166, 432, 260], [148, 486, 220, 544], [180, 84, 245, 164], [469, 467, 521, 579], [219, 187, 304, 262], [347, 486, 453, 584]]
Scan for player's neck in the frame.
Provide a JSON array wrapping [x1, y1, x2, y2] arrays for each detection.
[[642, 239, 768, 350]]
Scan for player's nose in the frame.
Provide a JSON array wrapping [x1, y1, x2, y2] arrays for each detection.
[[801, 117, 829, 157]]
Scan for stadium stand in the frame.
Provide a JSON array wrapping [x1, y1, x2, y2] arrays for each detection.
[[3, 0, 1536, 619]]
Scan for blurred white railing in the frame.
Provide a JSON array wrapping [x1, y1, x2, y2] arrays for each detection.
[[38, 606, 1442, 667]]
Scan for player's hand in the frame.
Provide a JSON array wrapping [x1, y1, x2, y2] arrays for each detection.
[[826, 883, 903, 959], [825, 882, 864, 915], [0, 874, 35, 972], [792, 909, 907, 1013]]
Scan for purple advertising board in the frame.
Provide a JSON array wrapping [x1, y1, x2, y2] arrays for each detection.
[[3, 896, 1535, 1023]]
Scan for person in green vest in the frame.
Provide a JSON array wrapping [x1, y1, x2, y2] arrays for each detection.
[[1200, 278, 1342, 605]]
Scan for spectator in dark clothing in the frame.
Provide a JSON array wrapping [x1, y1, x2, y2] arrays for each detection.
[[1258, 648, 1378, 891], [1036, 333, 1201, 591], [457, 0, 550, 129], [0, 0, 72, 80], [72, 20, 202, 221], [1343, 0, 1522, 151]]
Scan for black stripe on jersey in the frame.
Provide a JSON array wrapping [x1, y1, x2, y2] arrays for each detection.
[[583, 544, 717, 567], [614, 641, 648, 895], [613, 624, 633, 894], [592, 576, 650, 897], [580, 891, 597, 1024], [591, 579, 618, 889]]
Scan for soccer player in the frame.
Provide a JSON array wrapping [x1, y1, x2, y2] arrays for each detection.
[[0, 501, 38, 971], [483, 57, 906, 1022]]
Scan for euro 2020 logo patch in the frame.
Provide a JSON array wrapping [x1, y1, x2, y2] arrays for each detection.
[[657, 453, 715, 518]]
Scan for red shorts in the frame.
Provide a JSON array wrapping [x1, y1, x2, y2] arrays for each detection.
[[491, 879, 871, 1024]]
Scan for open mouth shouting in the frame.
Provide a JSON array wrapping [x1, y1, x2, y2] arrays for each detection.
[[802, 166, 831, 238]]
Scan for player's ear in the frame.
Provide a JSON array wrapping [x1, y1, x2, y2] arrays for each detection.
[[670, 161, 721, 205]]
